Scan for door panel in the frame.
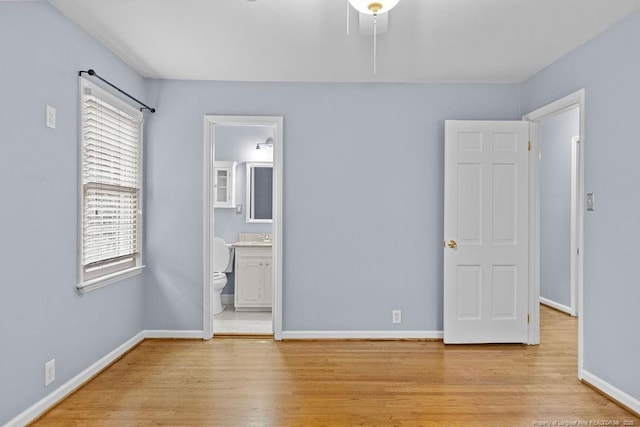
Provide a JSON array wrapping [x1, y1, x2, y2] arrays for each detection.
[[492, 164, 517, 244], [456, 265, 482, 319], [263, 259, 272, 304], [236, 258, 262, 303], [491, 265, 517, 319], [457, 164, 483, 244], [444, 120, 530, 344]]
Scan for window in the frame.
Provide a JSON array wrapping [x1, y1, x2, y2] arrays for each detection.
[[78, 78, 143, 292]]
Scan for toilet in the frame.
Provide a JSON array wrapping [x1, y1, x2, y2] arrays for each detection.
[[212, 237, 233, 315]]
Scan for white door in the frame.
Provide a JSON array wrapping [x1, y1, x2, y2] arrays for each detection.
[[444, 120, 530, 344]]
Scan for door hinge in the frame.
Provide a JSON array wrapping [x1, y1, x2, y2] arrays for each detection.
[[527, 314, 531, 324], [528, 141, 531, 151]]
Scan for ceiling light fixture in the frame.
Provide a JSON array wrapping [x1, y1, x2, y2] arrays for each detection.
[[346, 0, 400, 75], [348, 0, 399, 15]]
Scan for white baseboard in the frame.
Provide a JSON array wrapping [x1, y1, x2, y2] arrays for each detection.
[[582, 370, 640, 416], [540, 297, 573, 315], [5, 331, 145, 427], [144, 330, 204, 339], [221, 294, 234, 305], [282, 330, 444, 340]]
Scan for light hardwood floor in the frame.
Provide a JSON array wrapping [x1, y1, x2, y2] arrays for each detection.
[[34, 306, 638, 426]]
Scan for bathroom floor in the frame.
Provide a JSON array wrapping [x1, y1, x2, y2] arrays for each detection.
[[213, 305, 273, 335]]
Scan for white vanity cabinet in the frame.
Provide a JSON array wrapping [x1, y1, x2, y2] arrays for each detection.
[[213, 161, 237, 208], [234, 246, 272, 310]]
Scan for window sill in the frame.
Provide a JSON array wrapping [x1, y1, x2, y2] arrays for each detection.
[[77, 265, 145, 295]]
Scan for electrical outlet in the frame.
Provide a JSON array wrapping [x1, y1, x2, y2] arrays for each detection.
[[45, 105, 56, 129], [45, 359, 55, 386], [392, 310, 402, 324]]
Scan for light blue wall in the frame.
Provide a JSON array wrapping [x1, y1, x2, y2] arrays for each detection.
[[521, 10, 640, 402], [214, 125, 273, 295], [6, 3, 639, 423], [143, 80, 521, 331], [539, 108, 579, 307], [0, 3, 146, 424]]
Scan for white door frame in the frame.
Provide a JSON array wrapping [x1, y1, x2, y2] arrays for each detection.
[[523, 89, 585, 378], [202, 115, 284, 340], [569, 135, 581, 317]]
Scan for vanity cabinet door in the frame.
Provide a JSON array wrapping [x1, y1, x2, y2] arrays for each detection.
[[262, 259, 272, 304], [235, 257, 262, 304], [234, 246, 273, 310]]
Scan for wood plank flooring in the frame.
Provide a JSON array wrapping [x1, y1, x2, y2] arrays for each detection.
[[34, 306, 638, 426]]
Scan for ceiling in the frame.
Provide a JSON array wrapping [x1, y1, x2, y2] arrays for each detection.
[[49, 0, 640, 83]]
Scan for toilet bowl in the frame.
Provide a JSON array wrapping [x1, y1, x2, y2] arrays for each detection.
[[212, 237, 231, 315]]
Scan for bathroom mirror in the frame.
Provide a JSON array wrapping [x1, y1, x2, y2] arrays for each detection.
[[246, 162, 273, 223]]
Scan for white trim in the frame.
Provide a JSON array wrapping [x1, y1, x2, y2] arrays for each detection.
[[144, 330, 205, 339], [273, 119, 284, 341], [76, 265, 145, 295], [221, 294, 234, 305], [203, 118, 214, 339], [540, 297, 572, 315], [582, 370, 640, 416], [282, 330, 444, 340], [524, 89, 585, 121], [569, 135, 580, 317], [523, 88, 586, 379], [5, 331, 145, 427], [203, 115, 284, 341], [527, 120, 541, 345]]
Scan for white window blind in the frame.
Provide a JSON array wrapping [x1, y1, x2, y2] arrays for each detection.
[[80, 79, 143, 283]]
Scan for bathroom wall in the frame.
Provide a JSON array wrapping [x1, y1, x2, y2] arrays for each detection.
[[0, 2, 145, 424], [143, 80, 521, 331], [214, 125, 273, 295], [539, 107, 579, 308], [520, 8, 640, 404]]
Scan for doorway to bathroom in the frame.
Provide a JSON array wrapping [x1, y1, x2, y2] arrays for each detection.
[[203, 115, 283, 339]]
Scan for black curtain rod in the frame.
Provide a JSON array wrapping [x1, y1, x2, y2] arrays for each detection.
[[79, 69, 156, 113]]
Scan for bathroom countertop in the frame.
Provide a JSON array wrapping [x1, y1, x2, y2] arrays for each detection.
[[231, 241, 272, 248]]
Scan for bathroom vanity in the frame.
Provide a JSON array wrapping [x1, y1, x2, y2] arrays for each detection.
[[233, 238, 272, 311]]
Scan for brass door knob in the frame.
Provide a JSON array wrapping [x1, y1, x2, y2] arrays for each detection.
[[447, 240, 458, 249]]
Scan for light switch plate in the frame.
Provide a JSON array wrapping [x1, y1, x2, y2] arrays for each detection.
[[46, 105, 56, 129], [586, 193, 596, 211], [45, 359, 55, 386]]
